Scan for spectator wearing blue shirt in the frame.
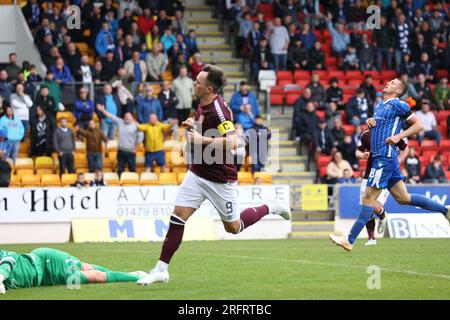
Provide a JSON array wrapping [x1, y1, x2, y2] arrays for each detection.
[[326, 13, 350, 63], [237, 103, 255, 131], [124, 51, 148, 85], [337, 169, 356, 184], [298, 23, 317, 50], [95, 22, 116, 58], [95, 83, 121, 140], [50, 57, 73, 86], [160, 27, 176, 54], [230, 81, 260, 121], [184, 30, 199, 56], [73, 86, 95, 129], [0, 106, 25, 162], [137, 85, 163, 124]]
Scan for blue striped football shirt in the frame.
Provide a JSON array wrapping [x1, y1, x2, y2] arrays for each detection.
[[371, 98, 412, 158]]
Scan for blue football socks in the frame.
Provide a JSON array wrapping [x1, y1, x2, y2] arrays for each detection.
[[348, 205, 374, 245]]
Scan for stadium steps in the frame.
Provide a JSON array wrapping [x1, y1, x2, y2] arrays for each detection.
[[289, 220, 334, 238], [185, 3, 245, 91], [289, 231, 332, 239]]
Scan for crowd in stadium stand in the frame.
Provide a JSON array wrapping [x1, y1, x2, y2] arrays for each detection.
[[219, 0, 450, 184], [0, 0, 274, 188]]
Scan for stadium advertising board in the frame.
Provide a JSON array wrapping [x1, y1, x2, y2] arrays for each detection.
[[0, 185, 290, 223], [339, 185, 450, 218], [72, 216, 216, 242], [387, 214, 450, 238]]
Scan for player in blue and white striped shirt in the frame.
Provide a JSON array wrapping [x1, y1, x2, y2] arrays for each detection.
[[330, 78, 450, 251]]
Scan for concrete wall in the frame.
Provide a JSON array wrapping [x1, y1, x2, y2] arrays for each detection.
[[0, 5, 46, 75]]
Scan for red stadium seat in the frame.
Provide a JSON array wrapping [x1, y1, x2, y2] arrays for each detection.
[[363, 70, 381, 80], [311, 70, 329, 81], [347, 79, 363, 86], [319, 166, 327, 177], [408, 139, 420, 153], [346, 70, 364, 80], [285, 89, 301, 106], [339, 110, 347, 123], [446, 171, 450, 180], [316, 110, 325, 121], [438, 123, 448, 139], [342, 125, 356, 135], [419, 156, 431, 168], [277, 71, 293, 83], [421, 140, 438, 153], [420, 166, 426, 177], [278, 79, 294, 86], [380, 70, 398, 81], [269, 86, 285, 106], [359, 159, 368, 170], [439, 140, 450, 152], [328, 70, 345, 79], [421, 151, 436, 161], [294, 70, 311, 80], [438, 110, 450, 122], [342, 94, 353, 104], [437, 69, 449, 79], [258, 3, 274, 18], [295, 79, 311, 88], [318, 155, 331, 168], [353, 170, 361, 178]]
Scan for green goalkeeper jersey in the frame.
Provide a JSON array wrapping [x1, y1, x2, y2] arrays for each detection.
[[0, 250, 43, 289]]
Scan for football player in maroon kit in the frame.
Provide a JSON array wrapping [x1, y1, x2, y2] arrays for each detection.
[[138, 65, 291, 285]]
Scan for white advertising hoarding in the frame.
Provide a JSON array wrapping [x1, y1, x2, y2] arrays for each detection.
[[387, 214, 450, 238]]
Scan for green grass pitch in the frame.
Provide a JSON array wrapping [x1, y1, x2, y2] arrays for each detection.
[[1, 238, 450, 300]]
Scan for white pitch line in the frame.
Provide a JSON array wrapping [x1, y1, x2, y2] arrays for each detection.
[[76, 248, 450, 281]]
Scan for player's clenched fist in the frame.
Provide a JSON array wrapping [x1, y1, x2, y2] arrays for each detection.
[[182, 118, 195, 128], [187, 129, 203, 144]]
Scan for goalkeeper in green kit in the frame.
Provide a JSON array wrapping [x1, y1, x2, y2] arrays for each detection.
[[0, 247, 147, 293]]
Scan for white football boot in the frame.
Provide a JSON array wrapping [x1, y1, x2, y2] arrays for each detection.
[[364, 239, 377, 246], [377, 214, 388, 234], [137, 268, 169, 285], [266, 200, 291, 220], [329, 234, 353, 252], [128, 271, 148, 280]]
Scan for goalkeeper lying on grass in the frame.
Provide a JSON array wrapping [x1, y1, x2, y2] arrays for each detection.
[[0, 247, 147, 293]]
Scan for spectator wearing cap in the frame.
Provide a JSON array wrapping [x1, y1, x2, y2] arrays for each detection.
[[0, 106, 24, 161], [345, 88, 369, 126], [250, 37, 273, 82], [30, 105, 55, 157], [230, 81, 260, 121], [96, 22, 116, 58], [137, 85, 163, 124], [184, 30, 199, 56]]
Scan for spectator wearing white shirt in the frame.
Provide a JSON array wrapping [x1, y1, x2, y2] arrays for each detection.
[[269, 18, 290, 70], [10, 82, 33, 138], [415, 102, 441, 144]]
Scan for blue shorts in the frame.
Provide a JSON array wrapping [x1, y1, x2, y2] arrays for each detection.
[[145, 151, 166, 168], [367, 156, 405, 190]]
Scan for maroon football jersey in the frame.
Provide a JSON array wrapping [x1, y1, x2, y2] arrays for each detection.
[[358, 130, 407, 179], [189, 95, 238, 183]]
